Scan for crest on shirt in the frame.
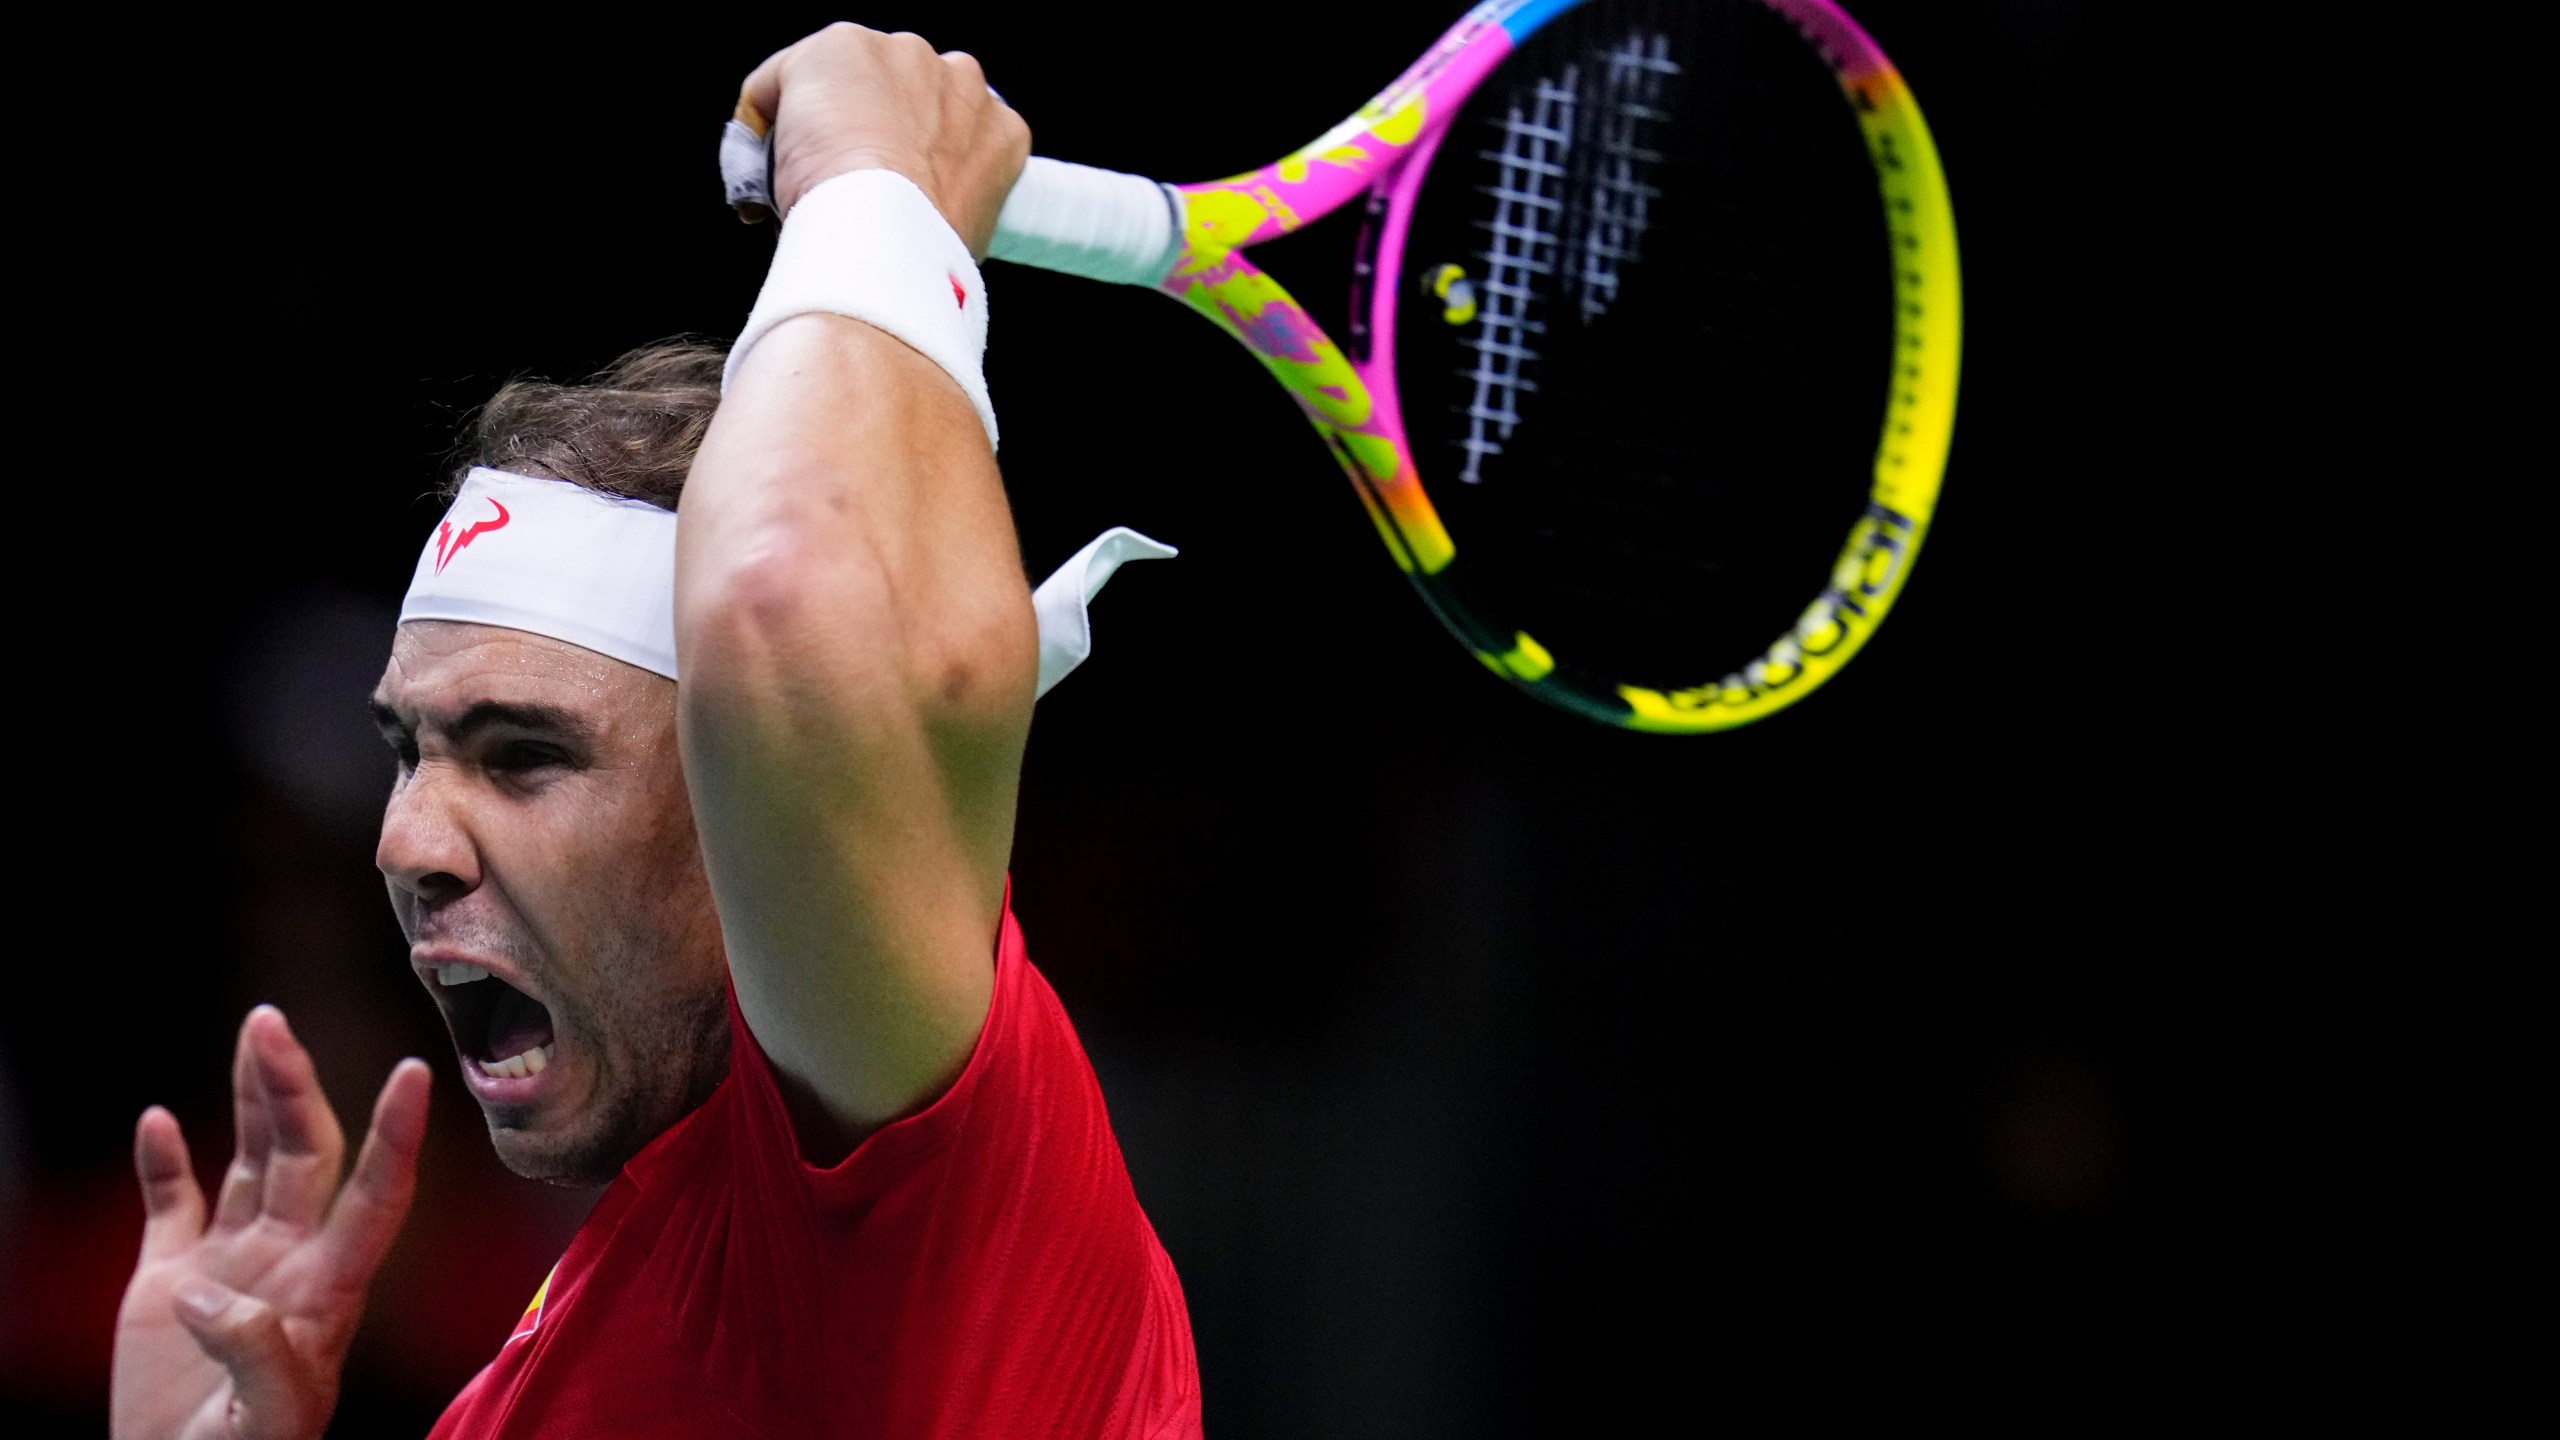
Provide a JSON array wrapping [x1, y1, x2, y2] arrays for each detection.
[[508, 1263, 557, 1344]]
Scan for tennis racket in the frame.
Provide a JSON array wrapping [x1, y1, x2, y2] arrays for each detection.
[[729, 0, 1959, 733]]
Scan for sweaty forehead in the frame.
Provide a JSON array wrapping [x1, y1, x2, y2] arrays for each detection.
[[378, 620, 670, 722]]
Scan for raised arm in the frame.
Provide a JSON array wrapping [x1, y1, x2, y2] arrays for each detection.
[[674, 26, 1036, 1152]]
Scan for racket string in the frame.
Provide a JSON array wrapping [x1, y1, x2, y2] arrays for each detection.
[[1458, 72, 1582, 484], [1456, 34, 1685, 488], [1568, 35, 1679, 325], [1397, 0, 1893, 688]]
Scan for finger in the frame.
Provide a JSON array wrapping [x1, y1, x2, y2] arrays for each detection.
[[740, 22, 888, 141], [317, 1059, 432, 1284], [134, 1106, 207, 1262], [250, 1007, 346, 1231], [738, 70, 779, 142], [212, 1008, 278, 1231], [737, 34, 803, 146], [172, 1277, 326, 1439], [939, 49, 986, 91], [881, 29, 940, 73], [938, 50, 1001, 125], [942, 53, 1020, 127]]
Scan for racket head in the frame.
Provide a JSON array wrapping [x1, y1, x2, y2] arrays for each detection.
[[1157, 0, 1960, 733]]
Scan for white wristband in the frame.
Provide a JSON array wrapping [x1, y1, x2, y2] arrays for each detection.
[[726, 168, 998, 447]]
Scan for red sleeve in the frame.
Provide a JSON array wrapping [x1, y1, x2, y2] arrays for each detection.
[[430, 893, 1199, 1440]]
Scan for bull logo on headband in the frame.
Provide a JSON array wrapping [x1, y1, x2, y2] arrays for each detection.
[[433, 500, 511, 574]]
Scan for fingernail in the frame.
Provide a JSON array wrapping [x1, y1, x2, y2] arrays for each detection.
[[175, 1277, 232, 1318]]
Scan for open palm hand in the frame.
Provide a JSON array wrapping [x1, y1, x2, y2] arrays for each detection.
[[112, 1006, 430, 1440]]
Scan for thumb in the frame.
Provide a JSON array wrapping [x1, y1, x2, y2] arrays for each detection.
[[172, 1278, 331, 1440]]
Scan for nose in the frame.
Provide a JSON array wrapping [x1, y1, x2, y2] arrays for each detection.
[[376, 765, 481, 903]]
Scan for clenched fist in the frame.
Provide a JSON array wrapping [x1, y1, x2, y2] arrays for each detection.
[[739, 23, 1032, 255]]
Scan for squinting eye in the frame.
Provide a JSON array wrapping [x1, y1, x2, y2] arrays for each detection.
[[491, 742, 571, 773]]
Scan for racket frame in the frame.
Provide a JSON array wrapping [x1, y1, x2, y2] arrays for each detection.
[[1144, 0, 1961, 732]]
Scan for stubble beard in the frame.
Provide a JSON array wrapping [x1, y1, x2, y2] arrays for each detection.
[[486, 951, 733, 1188]]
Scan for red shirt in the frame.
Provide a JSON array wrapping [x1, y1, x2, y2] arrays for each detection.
[[428, 899, 1202, 1439]]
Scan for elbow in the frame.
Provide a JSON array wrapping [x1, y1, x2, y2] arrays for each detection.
[[680, 529, 834, 657], [690, 530, 836, 641], [913, 583, 1038, 730], [678, 530, 1037, 733], [676, 530, 866, 719]]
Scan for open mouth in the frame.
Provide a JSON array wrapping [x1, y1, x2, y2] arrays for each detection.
[[435, 962, 557, 1079]]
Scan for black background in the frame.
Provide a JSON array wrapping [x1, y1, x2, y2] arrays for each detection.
[[2, 2, 2271, 1432]]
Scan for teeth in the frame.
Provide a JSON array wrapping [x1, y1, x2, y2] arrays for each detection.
[[438, 963, 491, 986], [483, 1043, 549, 1080]]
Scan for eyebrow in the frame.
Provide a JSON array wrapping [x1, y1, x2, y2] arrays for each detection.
[[367, 698, 594, 745]]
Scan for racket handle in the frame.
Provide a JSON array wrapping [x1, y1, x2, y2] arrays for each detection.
[[991, 157, 1184, 288]]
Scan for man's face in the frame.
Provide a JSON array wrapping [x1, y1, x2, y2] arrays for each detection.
[[372, 621, 729, 1184]]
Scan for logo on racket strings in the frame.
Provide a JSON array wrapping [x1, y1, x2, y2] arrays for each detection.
[[434, 500, 510, 574]]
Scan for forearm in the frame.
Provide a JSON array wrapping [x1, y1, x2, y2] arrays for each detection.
[[676, 313, 1034, 1130]]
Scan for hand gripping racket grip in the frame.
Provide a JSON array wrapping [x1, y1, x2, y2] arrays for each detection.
[[989, 157, 1185, 288], [723, 100, 1181, 287]]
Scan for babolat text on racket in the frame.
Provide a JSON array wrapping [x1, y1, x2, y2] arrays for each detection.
[[726, 0, 1960, 733]]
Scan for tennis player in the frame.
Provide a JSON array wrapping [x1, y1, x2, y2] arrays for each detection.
[[108, 22, 1201, 1440]]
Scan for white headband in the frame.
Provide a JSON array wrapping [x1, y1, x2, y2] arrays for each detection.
[[401, 467, 1172, 698]]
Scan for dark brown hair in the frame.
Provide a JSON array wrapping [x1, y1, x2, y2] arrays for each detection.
[[449, 339, 727, 511]]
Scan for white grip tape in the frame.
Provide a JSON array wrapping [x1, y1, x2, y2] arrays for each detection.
[[726, 168, 997, 447], [719, 123, 1179, 290], [990, 158, 1185, 288]]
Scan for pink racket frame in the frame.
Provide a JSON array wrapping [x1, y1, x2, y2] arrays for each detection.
[[1152, 0, 1959, 730]]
